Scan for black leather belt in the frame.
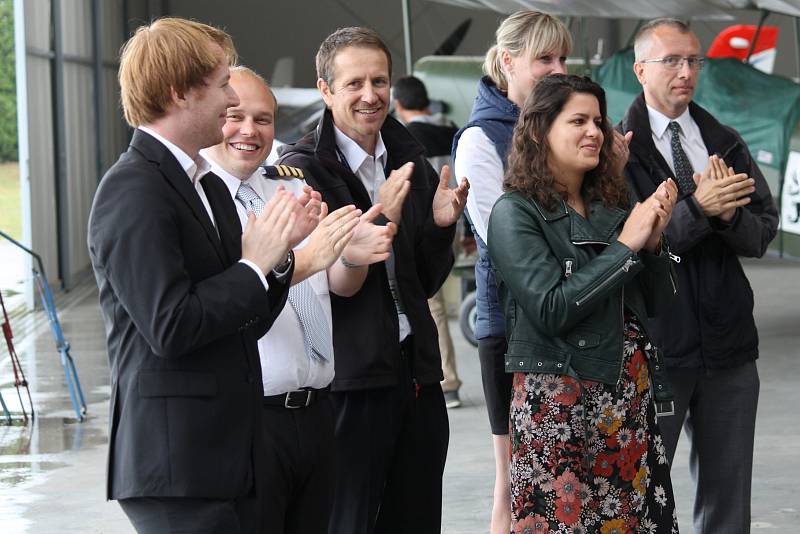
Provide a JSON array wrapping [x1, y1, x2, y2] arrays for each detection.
[[263, 388, 328, 409]]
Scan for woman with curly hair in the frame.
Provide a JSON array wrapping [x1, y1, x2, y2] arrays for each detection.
[[488, 74, 680, 533]]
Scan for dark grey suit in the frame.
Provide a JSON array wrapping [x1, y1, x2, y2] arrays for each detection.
[[88, 129, 291, 531]]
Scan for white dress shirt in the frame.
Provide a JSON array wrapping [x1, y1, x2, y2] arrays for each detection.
[[140, 127, 269, 288], [647, 105, 710, 177], [454, 126, 504, 245], [139, 126, 217, 226], [333, 126, 412, 341], [202, 153, 334, 394]]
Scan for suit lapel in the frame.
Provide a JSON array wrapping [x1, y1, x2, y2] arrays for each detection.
[[130, 129, 226, 261], [625, 94, 695, 200]]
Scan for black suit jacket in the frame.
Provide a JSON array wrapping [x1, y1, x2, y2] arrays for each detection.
[[88, 129, 291, 500], [619, 94, 777, 368]]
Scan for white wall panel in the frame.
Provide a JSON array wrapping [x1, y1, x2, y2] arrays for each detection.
[[63, 62, 96, 278], [61, 0, 92, 57], [25, 57, 59, 283]]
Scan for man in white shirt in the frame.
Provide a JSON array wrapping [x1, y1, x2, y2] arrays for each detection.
[[620, 18, 778, 534], [202, 66, 396, 534], [87, 19, 311, 534]]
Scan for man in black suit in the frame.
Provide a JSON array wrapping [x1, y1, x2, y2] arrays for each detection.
[[87, 18, 314, 534], [619, 18, 778, 533]]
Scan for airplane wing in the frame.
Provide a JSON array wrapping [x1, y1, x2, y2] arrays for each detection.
[[751, 0, 800, 17], [424, 0, 733, 19]]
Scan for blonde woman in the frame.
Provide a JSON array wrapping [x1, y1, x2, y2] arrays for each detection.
[[451, 11, 571, 533]]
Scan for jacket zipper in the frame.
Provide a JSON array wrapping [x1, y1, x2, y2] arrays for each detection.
[[618, 286, 625, 384], [575, 257, 637, 307], [572, 240, 608, 246], [669, 268, 678, 295]]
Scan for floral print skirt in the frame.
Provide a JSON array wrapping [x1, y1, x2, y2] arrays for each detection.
[[510, 317, 678, 534]]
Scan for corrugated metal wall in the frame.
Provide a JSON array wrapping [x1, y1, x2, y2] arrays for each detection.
[[19, 0, 159, 290], [60, 0, 98, 285], [23, 0, 58, 289]]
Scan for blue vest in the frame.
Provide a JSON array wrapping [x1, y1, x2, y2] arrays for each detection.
[[452, 77, 519, 340]]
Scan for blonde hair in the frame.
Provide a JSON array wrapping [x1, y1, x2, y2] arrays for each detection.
[[119, 17, 237, 127], [483, 11, 572, 92]]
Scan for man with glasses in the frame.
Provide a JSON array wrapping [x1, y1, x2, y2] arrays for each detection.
[[619, 18, 777, 534]]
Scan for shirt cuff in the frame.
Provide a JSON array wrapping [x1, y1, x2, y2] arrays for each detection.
[[238, 259, 269, 292]]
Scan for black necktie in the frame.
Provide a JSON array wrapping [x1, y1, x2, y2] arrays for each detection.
[[668, 121, 696, 194]]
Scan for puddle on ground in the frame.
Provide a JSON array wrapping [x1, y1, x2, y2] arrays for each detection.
[[0, 415, 106, 456], [0, 461, 69, 486]]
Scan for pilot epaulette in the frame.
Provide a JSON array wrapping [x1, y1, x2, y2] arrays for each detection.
[[261, 164, 305, 180]]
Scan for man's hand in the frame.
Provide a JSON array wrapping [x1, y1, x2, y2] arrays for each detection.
[[693, 155, 754, 221], [301, 203, 362, 273], [377, 162, 413, 223], [643, 178, 678, 252], [241, 189, 297, 273], [341, 204, 398, 267], [611, 130, 633, 177], [287, 185, 322, 248], [432, 165, 469, 227]]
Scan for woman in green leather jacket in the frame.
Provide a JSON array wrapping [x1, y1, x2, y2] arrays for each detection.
[[488, 74, 680, 533]]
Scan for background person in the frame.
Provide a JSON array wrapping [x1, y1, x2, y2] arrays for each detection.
[[489, 74, 679, 533], [87, 18, 310, 533], [450, 11, 571, 532], [202, 66, 397, 534], [393, 74, 462, 409], [278, 26, 469, 534], [620, 18, 779, 533]]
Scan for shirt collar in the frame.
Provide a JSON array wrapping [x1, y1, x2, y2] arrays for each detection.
[[332, 125, 387, 173], [200, 149, 264, 201], [139, 126, 211, 184], [646, 104, 694, 141]]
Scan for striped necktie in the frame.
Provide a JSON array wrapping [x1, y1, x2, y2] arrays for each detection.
[[235, 182, 331, 362], [668, 121, 697, 194]]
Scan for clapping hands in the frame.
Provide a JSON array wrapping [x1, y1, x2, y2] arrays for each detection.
[[618, 178, 677, 253]]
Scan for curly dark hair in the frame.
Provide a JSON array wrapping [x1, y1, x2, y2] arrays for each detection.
[[503, 74, 629, 211]]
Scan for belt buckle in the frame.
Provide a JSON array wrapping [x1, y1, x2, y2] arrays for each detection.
[[284, 390, 312, 409], [656, 400, 675, 417]]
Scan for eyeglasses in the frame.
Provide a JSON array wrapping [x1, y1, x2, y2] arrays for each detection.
[[639, 55, 705, 70]]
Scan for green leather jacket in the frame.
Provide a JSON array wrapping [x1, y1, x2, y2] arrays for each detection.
[[487, 191, 676, 410]]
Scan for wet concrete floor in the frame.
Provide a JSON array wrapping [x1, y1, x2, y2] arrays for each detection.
[[0, 257, 798, 533]]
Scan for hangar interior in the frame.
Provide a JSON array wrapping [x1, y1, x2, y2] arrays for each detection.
[[9, 0, 800, 305]]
